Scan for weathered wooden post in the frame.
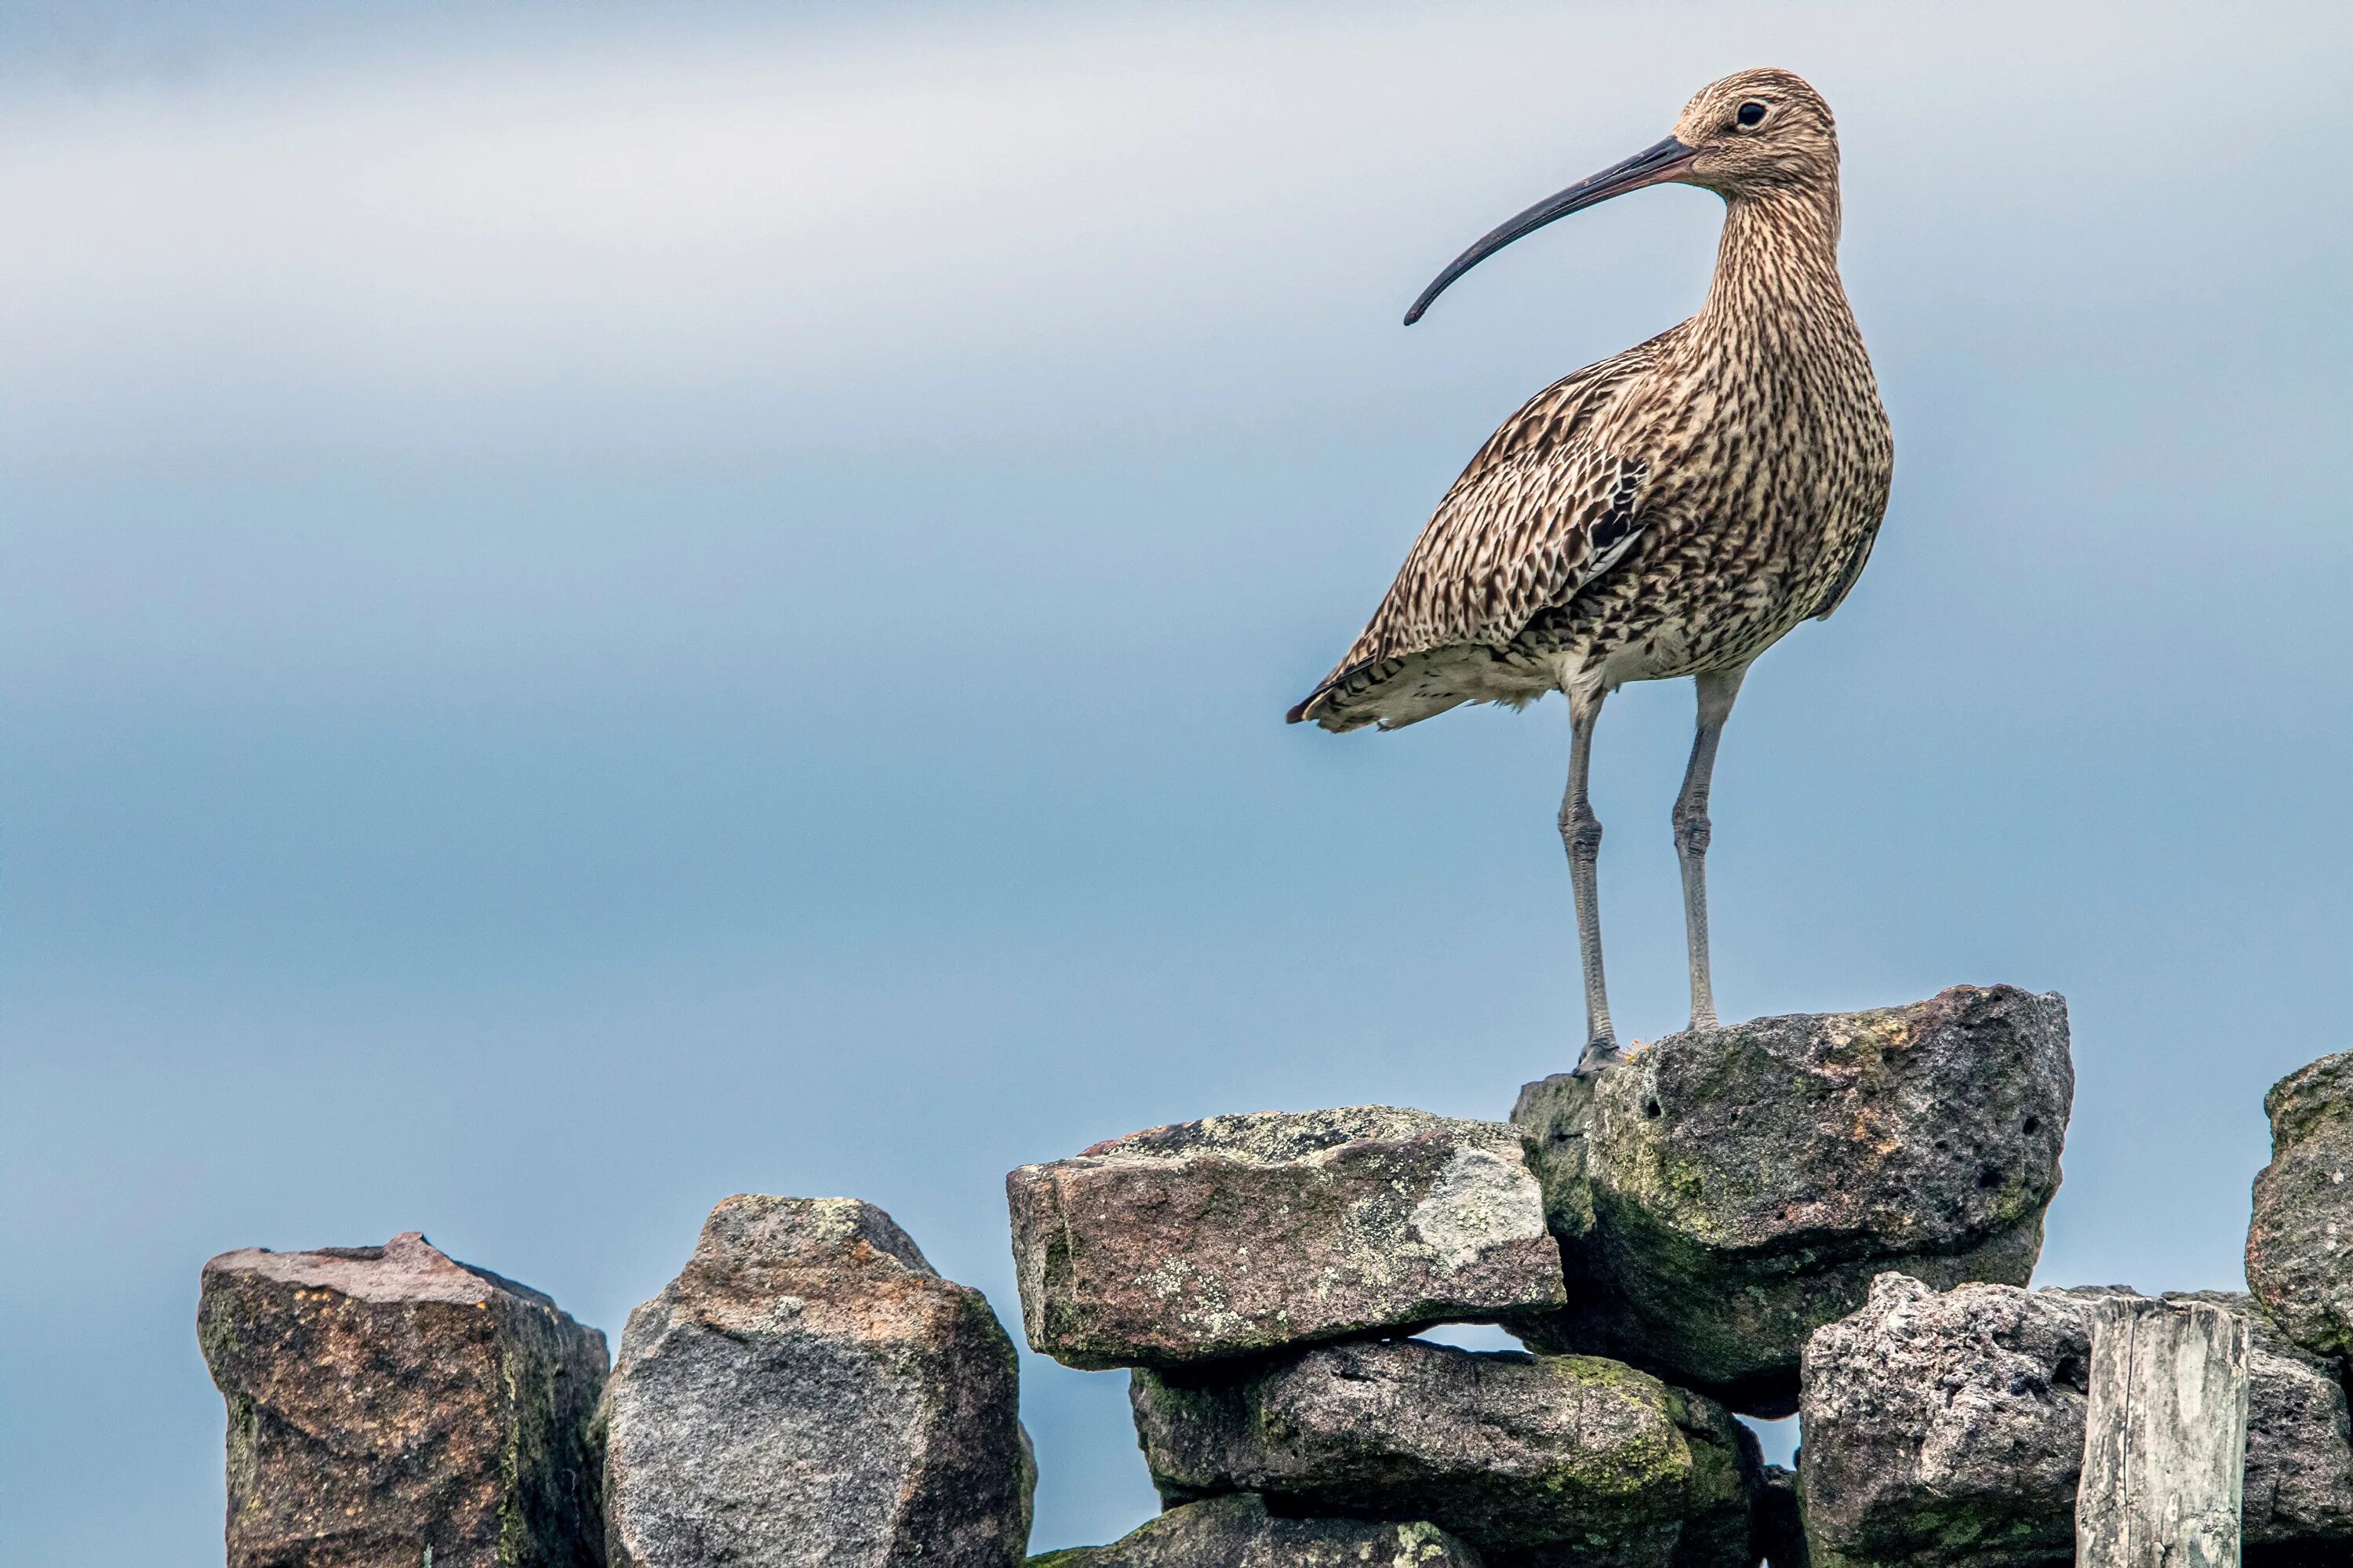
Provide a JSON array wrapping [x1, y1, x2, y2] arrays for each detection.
[[2076, 1296, 2251, 1568]]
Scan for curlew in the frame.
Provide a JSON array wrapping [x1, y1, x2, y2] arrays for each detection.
[[1288, 68, 1893, 1074]]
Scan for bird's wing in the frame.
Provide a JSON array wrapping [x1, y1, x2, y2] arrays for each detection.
[[1288, 327, 1675, 729]]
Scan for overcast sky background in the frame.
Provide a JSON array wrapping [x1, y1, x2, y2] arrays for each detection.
[[5, 2, 2351, 1560]]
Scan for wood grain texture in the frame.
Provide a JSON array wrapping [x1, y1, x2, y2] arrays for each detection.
[[2078, 1296, 2251, 1568]]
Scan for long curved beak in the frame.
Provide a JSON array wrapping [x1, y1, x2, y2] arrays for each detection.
[[1404, 136, 1697, 325]]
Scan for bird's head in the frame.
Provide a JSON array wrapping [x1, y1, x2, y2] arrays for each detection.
[[1405, 67, 1839, 325], [1672, 68, 1838, 198]]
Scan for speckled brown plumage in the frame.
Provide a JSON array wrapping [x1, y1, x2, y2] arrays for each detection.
[[1288, 69, 1893, 1065]]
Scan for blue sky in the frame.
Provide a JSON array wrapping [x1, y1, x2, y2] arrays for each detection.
[[5, 2, 2352, 1559]]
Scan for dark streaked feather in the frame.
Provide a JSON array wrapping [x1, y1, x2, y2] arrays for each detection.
[[1288, 329, 1676, 728]]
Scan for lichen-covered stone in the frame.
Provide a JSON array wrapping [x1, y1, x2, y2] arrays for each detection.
[[197, 1231, 607, 1568], [1667, 1388, 1770, 1568], [1510, 1073, 1597, 1242], [1024, 1493, 1484, 1566], [1511, 985, 2071, 1415], [2248, 1052, 2353, 1360], [601, 1195, 1034, 1568], [1799, 1275, 2089, 1568], [1798, 1273, 2353, 1568], [1008, 1106, 1563, 1369], [1129, 1337, 1759, 1566]]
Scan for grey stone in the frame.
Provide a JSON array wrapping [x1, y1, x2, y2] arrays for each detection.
[[1798, 1273, 2099, 1568], [2248, 1052, 2353, 1360], [1797, 1273, 2353, 1568], [1024, 1493, 1484, 1566], [600, 1195, 1034, 1568], [1008, 1106, 1564, 1369], [197, 1231, 607, 1568], [1510, 1072, 1597, 1242], [1511, 985, 2072, 1416], [1129, 1337, 1760, 1567]]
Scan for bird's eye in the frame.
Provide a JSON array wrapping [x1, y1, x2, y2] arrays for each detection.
[[1736, 100, 1769, 129]]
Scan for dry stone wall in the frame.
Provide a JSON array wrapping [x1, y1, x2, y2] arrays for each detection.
[[1003, 986, 2078, 1565], [198, 986, 2353, 1568], [1797, 1275, 2353, 1567]]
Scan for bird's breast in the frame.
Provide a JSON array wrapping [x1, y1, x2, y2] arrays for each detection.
[[1543, 337, 1888, 685]]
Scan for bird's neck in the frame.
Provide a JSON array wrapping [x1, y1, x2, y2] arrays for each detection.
[[1693, 184, 1849, 342]]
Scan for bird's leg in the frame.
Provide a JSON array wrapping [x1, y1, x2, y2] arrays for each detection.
[[1674, 668, 1747, 1033], [1559, 687, 1616, 1074]]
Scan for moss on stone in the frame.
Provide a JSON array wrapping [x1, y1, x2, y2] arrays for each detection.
[[2265, 1052, 2353, 1141], [1518, 988, 2071, 1411], [1523, 1355, 1691, 1500]]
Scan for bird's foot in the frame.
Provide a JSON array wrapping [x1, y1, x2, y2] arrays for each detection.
[[1572, 1038, 1622, 1079]]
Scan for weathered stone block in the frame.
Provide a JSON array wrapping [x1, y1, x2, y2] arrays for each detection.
[[1008, 1106, 1563, 1369], [1511, 985, 2072, 1415], [601, 1195, 1034, 1568], [1798, 1273, 2093, 1568], [1510, 1072, 1597, 1242], [197, 1231, 607, 1568], [1798, 1273, 2353, 1568], [1024, 1493, 1484, 1566], [2248, 1051, 2353, 1360], [1129, 1337, 1760, 1566]]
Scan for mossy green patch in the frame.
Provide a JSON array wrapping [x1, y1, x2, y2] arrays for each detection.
[[1533, 1355, 1689, 1497]]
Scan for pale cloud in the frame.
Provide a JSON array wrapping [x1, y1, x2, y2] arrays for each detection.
[[2, 0, 2339, 466]]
